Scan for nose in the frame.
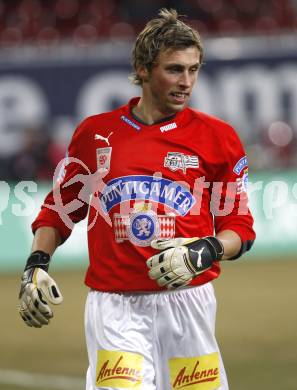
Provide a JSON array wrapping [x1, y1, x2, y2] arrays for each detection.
[[179, 71, 191, 88]]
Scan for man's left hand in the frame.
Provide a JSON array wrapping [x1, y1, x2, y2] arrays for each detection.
[[147, 237, 224, 289]]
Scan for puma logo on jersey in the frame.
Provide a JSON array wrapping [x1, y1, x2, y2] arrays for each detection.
[[94, 132, 113, 145], [160, 122, 177, 133]]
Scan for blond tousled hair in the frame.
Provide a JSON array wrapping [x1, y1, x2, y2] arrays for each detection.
[[130, 8, 204, 85]]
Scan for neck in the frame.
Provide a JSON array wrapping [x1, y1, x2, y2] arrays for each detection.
[[132, 97, 175, 125]]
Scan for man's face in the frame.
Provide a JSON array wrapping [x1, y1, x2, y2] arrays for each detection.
[[144, 46, 201, 116]]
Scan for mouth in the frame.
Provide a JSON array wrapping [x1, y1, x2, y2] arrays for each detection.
[[170, 92, 189, 104]]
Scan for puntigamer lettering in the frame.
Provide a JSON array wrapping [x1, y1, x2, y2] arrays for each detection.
[[173, 360, 219, 388], [97, 355, 141, 383], [99, 175, 196, 216]]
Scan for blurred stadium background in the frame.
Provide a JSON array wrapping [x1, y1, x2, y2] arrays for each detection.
[[0, 0, 296, 389]]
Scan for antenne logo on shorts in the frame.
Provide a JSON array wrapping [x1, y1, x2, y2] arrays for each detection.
[[96, 350, 143, 389], [169, 352, 220, 389]]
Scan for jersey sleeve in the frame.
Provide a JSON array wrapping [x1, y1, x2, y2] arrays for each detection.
[[211, 125, 256, 257], [32, 119, 92, 242]]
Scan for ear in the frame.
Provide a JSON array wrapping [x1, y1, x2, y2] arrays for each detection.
[[137, 65, 149, 83]]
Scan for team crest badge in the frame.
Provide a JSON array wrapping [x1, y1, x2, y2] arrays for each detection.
[[164, 152, 199, 173], [113, 202, 176, 247], [96, 147, 112, 172], [128, 209, 160, 246]]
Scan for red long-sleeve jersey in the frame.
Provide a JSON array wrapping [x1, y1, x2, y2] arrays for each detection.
[[32, 98, 255, 292]]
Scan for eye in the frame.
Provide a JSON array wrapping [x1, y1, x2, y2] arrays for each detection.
[[166, 66, 183, 73], [190, 66, 199, 73]]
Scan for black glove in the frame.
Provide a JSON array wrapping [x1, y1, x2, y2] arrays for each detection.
[[147, 236, 224, 289], [18, 251, 63, 328]]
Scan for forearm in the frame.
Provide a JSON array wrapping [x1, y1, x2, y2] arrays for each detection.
[[216, 230, 242, 260], [32, 227, 62, 256]]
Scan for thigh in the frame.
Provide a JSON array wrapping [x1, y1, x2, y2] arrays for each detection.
[[154, 284, 229, 390], [84, 290, 156, 390]]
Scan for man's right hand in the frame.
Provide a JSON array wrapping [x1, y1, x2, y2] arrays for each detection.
[[18, 251, 63, 328]]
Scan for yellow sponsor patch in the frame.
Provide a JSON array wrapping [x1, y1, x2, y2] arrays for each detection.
[[169, 352, 220, 390], [96, 350, 143, 389]]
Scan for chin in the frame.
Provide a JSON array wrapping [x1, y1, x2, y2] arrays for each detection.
[[169, 103, 186, 113]]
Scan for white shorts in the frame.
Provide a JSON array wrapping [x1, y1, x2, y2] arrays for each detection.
[[84, 283, 228, 390]]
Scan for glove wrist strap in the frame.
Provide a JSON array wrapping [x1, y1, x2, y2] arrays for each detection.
[[24, 250, 51, 272], [203, 236, 224, 260]]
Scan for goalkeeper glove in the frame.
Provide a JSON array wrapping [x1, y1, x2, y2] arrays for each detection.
[[18, 251, 63, 328], [147, 236, 224, 289]]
